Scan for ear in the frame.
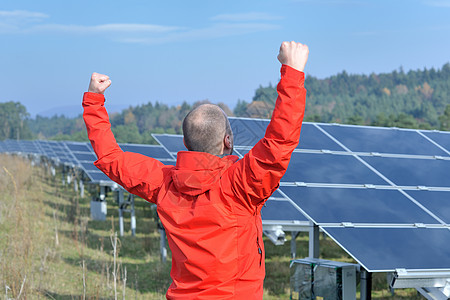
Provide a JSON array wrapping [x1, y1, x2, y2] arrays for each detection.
[[183, 138, 188, 150], [223, 134, 232, 150]]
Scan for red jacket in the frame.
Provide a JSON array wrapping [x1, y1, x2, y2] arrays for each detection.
[[83, 65, 306, 299]]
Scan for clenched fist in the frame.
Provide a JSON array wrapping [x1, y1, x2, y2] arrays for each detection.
[[88, 72, 111, 94], [277, 41, 309, 72]]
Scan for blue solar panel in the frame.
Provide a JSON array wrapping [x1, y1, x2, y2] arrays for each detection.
[[319, 124, 449, 156], [406, 190, 450, 224], [80, 162, 100, 171], [420, 131, 450, 154], [261, 200, 309, 222], [281, 186, 440, 224], [363, 156, 450, 187], [73, 152, 97, 161], [229, 118, 268, 146], [65, 142, 91, 152], [19, 140, 41, 154], [322, 227, 450, 272], [298, 123, 345, 151], [120, 144, 174, 160], [87, 171, 111, 182], [238, 150, 388, 185], [152, 134, 186, 153]]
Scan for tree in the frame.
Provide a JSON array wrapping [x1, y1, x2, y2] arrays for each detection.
[[0, 101, 33, 140], [439, 105, 450, 131]]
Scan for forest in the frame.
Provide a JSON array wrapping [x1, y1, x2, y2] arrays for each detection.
[[1, 62, 450, 143]]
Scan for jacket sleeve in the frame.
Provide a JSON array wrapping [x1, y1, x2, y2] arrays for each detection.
[[225, 65, 306, 211], [82, 92, 165, 203]]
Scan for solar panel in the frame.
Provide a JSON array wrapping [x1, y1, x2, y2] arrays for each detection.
[[319, 124, 449, 156], [362, 156, 450, 188], [419, 130, 450, 154], [18, 140, 41, 154], [73, 152, 97, 162], [229, 118, 268, 147], [216, 118, 450, 272], [66, 142, 176, 184], [406, 190, 450, 224], [321, 227, 450, 272], [65, 142, 91, 152], [298, 123, 345, 151], [86, 171, 112, 182], [238, 150, 388, 185], [281, 186, 440, 224], [152, 134, 186, 153], [80, 162, 100, 171], [120, 143, 175, 162], [261, 199, 309, 222]]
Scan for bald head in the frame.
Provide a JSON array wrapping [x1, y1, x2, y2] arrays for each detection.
[[182, 104, 233, 155]]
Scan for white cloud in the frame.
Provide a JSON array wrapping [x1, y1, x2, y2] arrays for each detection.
[[28, 23, 182, 34], [0, 10, 49, 33], [0, 9, 281, 44], [0, 10, 48, 19], [210, 12, 282, 22], [117, 23, 281, 45], [425, 0, 450, 7]]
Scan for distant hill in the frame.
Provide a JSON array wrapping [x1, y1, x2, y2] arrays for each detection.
[[235, 62, 450, 130], [3, 62, 449, 142], [36, 104, 129, 118]]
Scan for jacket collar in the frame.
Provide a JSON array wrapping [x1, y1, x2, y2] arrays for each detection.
[[172, 151, 239, 196]]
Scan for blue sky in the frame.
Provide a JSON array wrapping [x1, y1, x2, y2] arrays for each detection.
[[0, 0, 449, 117]]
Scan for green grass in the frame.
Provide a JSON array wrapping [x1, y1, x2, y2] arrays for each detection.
[[0, 154, 423, 299]]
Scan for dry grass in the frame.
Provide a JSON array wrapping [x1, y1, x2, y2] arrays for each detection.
[[0, 154, 423, 299]]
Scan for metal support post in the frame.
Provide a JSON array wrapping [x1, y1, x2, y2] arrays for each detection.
[[79, 179, 84, 198], [308, 222, 320, 258], [100, 185, 106, 201], [61, 167, 65, 185], [291, 231, 300, 259], [130, 194, 136, 236], [118, 189, 124, 236], [160, 228, 167, 263], [360, 269, 372, 300]]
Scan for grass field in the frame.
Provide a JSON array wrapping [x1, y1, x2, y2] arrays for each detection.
[[0, 154, 423, 299]]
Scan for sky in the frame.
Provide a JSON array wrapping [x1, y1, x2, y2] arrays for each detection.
[[0, 0, 449, 117]]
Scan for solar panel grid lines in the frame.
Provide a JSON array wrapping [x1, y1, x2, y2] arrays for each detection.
[[151, 134, 183, 158], [417, 130, 450, 156], [320, 227, 450, 272], [222, 118, 450, 272], [420, 130, 450, 154]]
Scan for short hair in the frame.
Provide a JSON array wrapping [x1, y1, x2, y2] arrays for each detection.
[[182, 104, 232, 155]]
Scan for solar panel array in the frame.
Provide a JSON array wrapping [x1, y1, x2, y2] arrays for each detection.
[[227, 117, 450, 272], [2, 117, 450, 273], [0, 140, 176, 185], [152, 118, 450, 272]]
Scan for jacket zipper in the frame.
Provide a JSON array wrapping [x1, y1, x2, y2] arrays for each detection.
[[255, 204, 263, 267], [256, 236, 262, 266]]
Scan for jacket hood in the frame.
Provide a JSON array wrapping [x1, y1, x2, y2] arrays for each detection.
[[172, 151, 239, 196]]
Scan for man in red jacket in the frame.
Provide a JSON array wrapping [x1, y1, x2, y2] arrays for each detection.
[[83, 41, 308, 299]]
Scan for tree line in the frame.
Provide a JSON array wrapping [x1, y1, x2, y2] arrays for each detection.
[[1, 62, 450, 142]]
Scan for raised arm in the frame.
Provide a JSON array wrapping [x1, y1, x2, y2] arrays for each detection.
[[226, 41, 309, 209], [83, 73, 166, 203]]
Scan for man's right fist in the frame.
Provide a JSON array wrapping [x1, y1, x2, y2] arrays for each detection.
[[88, 72, 111, 94], [277, 41, 309, 72]]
